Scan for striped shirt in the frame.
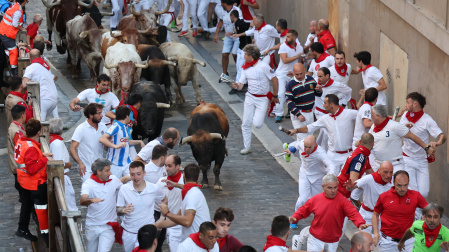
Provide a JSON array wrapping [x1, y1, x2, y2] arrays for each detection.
[[285, 75, 321, 116], [106, 121, 131, 167]]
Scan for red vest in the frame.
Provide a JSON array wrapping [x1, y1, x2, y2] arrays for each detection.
[[14, 138, 47, 190]]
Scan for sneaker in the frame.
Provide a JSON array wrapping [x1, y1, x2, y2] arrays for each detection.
[[228, 89, 238, 95], [178, 31, 188, 37], [275, 116, 282, 123], [291, 226, 310, 250], [290, 223, 298, 230], [15, 229, 38, 242], [192, 30, 198, 37], [220, 73, 231, 82], [240, 147, 251, 155], [198, 28, 203, 33], [283, 143, 290, 162], [284, 113, 291, 119], [203, 31, 211, 40]]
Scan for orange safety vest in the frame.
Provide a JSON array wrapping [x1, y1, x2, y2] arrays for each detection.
[[0, 2, 23, 39], [14, 138, 47, 191]]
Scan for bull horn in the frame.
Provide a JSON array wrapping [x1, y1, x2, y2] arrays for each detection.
[[102, 57, 118, 69], [192, 59, 206, 67], [101, 29, 110, 34], [179, 136, 192, 146], [79, 31, 89, 39], [100, 11, 114, 16], [162, 60, 176, 66], [130, 4, 142, 16], [137, 27, 155, 34], [167, 56, 178, 62], [110, 30, 122, 38], [156, 102, 170, 108], [210, 133, 225, 140], [155, 0, 172, 15], [78, 0, 94, 8], [135, 57, 150, 69], [41, 0, 61, 8]]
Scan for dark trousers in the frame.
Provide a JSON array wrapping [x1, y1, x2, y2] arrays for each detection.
[[153, 210, 166, 252], [14, 174, 32, 231]]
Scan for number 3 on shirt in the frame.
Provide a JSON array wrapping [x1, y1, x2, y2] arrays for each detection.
[[386, 131, 390, 137]]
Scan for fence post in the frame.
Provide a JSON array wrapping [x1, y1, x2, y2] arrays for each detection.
[[47, 160, 65, 252]]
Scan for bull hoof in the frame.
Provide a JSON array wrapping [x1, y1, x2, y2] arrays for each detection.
[[202, 183, 209, 188], [46, 44, 52, 51], [214, 185, 223, 191]]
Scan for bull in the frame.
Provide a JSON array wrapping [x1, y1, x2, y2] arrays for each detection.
[[78, 28, 109, 80], [100, 27, 157, 58], [102, 42, 149, 103], [160, 42, 206, 104], [129, 81, 170, 141], [179, 102, 229, 190], [138, 45, 175, 104]]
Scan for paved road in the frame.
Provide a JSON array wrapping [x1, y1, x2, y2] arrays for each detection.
[[0, 1, 354, 251]]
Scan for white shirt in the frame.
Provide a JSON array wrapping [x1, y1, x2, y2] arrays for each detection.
[[117, 181, 165, 233], [314, 79, 352, 111], [77, 88, 120, 125], [176, 237, 219, 252], [304, 33, 316, 47], [308, 54, 335, 81], [105, 121, 131, 167], [265, 246, 289, 252], [400, 113, 443, 159], [156, 173, 184, 235], [23, 62, 58, 102], [137, 137, 165, 164], [156, 0, 175, 12], [81, 175, 122, 226], [307, 108, 357, 152], [71, 121, 107, 173], [291, 140, 334, 181], [245, 24, 279, 55], [369, 120, 409, 162], [329, 63, 352, 85], [144, 161, 167, 184], [356, 174, 392, 210], [276, 42, 304, 75], [239, 61, 275, 95], [353, 103, 373, 146], [181, 187, 211, 240], [361, 66, 386, 105], [218, 6, 242, 34]]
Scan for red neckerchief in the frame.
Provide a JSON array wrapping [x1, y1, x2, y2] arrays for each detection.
[[242, 59, 259, 70], [371, 170, 388, 185], [13, 121, 25, 131], [189, 232, 209, 251], [167, 171, 182, 190], [321, 78, 334, 88], [358, 64, 372, 73], [363, 101, 374, 106], [255, 22, 266, 31], [406, 110, 424, 124], [181, 183, 202, 200], [334, 63, 348, 76], [131, 247, 146, 252], [330, 106, 344, 120], [301, 143, 318, 158], [125, 104, 139, 123], [373, 118, 389, 133], [217, 236, 227, 250], [315, 52, 330, 63], [423, 222, 441, 248], [285, 41, 297, 51], [95, 85, 109, 95], [9, 91, 27, 101], [49, 134, 64, 144], [31, 57, 50, 71], [90, 174, 112, 184], [280, 28, 289, 37], [263, 235, 288, 251], [107, 222, 123, 244]]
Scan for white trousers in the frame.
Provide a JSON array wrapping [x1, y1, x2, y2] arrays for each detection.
[[314, 111, 328, 152], [290, 111, 314, 142], [241, 93, 269, 149], [274, 74, 290, 117], [41, 98, 58, 121], [197, 0, 210, 31], [86, 224, 115, 252], [236, 49, 245, 83], [295, 173, 323, 211], [307, 233, 339, 252], [404, 155, 428, 219], [167, 228, 182, 252], [111, 0, 124, 28], [359, 208, 378, 235], [181, 0, 198, 31], [159, 13, 173, 42], [327, 150, 350, 176], [122, 229, 139, 252], [378, 233, 414, 252], [133, 0, 153, 11], [64, 175, 78, 211]]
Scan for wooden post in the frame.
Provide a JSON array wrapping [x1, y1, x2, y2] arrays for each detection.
[[27, 82, 41, 121], [41, 121, 50, 143], [47, 160, 65, 252]]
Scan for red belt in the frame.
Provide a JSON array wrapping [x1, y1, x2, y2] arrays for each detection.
[[315, 107, 328, 114], [167, 12, 177, 25], [301, 109, 313, 113], [361, 203, 373, 212], [402, 152, 408, 157], [269, 53, 278, 69], [250, 93, 268, 98], [336, 149, 352, 154]]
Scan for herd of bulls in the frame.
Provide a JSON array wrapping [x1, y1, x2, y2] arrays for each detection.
[[40, 0, 230, 189]]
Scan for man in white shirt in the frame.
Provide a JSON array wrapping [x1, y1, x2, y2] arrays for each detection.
[[80, 158, 126, 252], [22, 49, 58, 121], [262, 19, 300, 55], [369, 104, 435, 172], [231, 44, 279, 154], [263, 216, 291, 252], [353, 87, 378, 149], [290, 94, 357, 174], [156, 163, 211, 240], [176, 221, 219, 252], [69, 74, 120, 126], [135, 127, 180, 164], [117, 161, 166, 252], [70, 103, 108, 181], [303, 20, 318, 54], [307, 42, 334, 82], [329, 50, 353, 85], [353, 51, 388, 105], [133, 225, 158, 252], [144, 144, 168, 184], [273, 29, 303, 123], [49, 118, 77, 212]]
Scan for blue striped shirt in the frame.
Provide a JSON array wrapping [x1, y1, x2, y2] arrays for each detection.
[[285, 75, 322, 116]]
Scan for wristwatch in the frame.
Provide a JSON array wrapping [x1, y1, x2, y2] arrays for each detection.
[[424, 145, 430, 151], [273, 95, 278, 98]]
